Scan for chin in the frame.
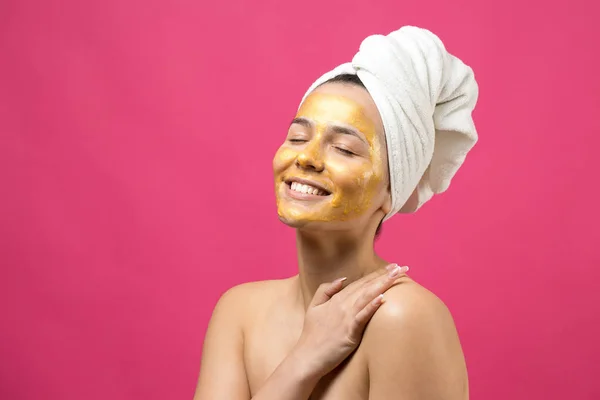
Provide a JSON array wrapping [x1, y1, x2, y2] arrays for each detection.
[[277, 212, 313, 228], [276, 209, 319, 228], [276, 210, 352, 233]]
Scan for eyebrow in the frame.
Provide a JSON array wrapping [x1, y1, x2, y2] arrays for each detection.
[[290, 117, 368, 145]]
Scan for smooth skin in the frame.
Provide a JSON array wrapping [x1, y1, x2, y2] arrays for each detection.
[[194, 82, 468, 399]]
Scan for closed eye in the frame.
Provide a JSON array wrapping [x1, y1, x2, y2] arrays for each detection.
[[335, 147, 356, 156]]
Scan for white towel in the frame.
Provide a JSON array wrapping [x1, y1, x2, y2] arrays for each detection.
[[300, 26, 479, 221]]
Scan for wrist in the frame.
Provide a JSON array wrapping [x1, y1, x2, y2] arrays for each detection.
[[285, 347, 322, 385]]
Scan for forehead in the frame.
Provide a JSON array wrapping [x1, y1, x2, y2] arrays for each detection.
[[297, 83, 385, 143]]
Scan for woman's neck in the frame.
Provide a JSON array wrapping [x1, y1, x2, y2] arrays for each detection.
[[294, 229, 389, 309]]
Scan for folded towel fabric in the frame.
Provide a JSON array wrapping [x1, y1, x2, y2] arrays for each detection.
[[300, 26, 479, 221]]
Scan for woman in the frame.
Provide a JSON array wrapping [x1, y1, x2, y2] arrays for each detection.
[[194, 26, 478, 399]]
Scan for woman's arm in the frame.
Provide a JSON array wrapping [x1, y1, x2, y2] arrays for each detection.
[[193, 285, 251, 399], [249, 350, 321, 400], [193, 283, 319, 400]]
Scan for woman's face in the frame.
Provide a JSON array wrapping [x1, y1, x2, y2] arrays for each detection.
[[273, 82, 391, 231]]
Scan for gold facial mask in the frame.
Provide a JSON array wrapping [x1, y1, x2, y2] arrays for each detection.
[[273, 92, 386, 223]]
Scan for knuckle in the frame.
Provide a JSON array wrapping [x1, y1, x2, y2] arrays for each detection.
[[372, 280, 386, 291], [339, 302, 350, 315]]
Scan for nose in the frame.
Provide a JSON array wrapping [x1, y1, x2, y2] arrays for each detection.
[[296, 141, 324, 172]]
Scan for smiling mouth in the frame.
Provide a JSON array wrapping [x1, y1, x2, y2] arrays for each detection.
[[284, 180, 331, 197]]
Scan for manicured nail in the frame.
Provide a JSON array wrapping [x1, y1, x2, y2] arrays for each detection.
[[373, 294, 384, 306], [388, 265, 401, 278], [334, 277, 348, 284], [400, 266, 410, 273], [386, 263, 398, 272]]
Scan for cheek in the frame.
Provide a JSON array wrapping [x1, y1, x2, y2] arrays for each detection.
[[326, 160, 381, 212], [358, 166, 384, 202], [329, 156, 384, 194], [329, 152, 386, 214], [273, 147, 296, 174], [365, 140, 388, 193]]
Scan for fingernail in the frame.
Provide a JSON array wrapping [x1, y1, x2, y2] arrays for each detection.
[[388, 265, 401, 278], [385, 263, 398, 272], [334, 277, 348, 284], [373, 294, 384, 306], [401, 265, 410, 273]]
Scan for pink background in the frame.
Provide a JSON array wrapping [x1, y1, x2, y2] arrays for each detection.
[[1, 0, 599, 399]]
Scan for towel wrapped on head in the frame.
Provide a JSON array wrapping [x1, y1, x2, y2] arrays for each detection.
[[300, 26, 479, 222]]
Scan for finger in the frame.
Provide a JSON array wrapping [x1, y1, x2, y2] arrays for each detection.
[[343, 263, 398, 297], [309, 277, 347, 307], [352, 265, 409, 313], [354, 294, 385, 328]]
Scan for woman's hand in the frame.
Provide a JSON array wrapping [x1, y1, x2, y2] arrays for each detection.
[[291, 264, 409, 380]]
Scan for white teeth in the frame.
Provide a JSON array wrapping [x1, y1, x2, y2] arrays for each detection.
[[289, 181, 327, 196]]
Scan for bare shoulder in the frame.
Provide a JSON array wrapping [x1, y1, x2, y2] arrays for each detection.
[[368, 276, 457, 333], [196, 278, 294, 398], [363, 276, 468, 398], [219, 278, 293, 303], [212, 278, 294, 326]]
